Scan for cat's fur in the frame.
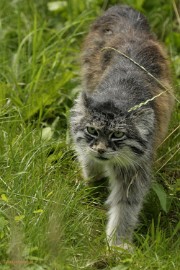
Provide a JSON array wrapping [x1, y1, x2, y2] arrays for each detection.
[[70, 5, 174, 247]]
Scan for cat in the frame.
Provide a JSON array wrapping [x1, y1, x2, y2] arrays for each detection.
[[70, 5, 174, 248]]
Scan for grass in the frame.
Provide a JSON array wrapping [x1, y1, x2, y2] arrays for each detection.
[[0, 0, 179, 269]]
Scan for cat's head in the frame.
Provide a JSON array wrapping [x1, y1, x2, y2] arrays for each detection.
[[71, 94, 155, 166]]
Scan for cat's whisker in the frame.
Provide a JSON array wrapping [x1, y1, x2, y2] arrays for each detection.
[[119, 153, 148, 176]]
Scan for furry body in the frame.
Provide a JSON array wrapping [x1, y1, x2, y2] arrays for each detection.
[[70, 5, 174, 246]]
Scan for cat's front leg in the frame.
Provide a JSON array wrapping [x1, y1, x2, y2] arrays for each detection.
[[106, 170, 150, 248], [106, 200, 141, 248], [77, 152, 106, 184]]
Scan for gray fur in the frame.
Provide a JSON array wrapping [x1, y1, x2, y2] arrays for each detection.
[[71, 93, 154, 246], [70, 5, 172, 247]]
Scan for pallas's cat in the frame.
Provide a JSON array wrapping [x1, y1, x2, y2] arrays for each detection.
[[70, 5, 174, 247]]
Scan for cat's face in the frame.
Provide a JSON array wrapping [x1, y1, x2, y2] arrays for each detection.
[[72, 103, 155, 166], [83, 122, 133, 165]]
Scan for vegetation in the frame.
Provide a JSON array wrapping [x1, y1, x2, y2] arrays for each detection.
[[0, 0, 179, 269]]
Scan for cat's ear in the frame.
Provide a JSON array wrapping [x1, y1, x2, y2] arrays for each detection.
[[131, 108, 155, 137], [82, 92, 92, 108], [82, 92, 88, 106]]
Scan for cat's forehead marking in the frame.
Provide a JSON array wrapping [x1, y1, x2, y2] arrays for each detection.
[[88, 110, 126, 129]]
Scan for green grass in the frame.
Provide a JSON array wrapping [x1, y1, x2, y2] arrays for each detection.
[[0, 0, 179, 269]]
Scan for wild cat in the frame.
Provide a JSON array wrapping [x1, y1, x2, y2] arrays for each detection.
[[70, 5, 174, 247]]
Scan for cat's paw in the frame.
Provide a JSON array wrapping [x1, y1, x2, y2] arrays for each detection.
[[108, 242, 134, 253]]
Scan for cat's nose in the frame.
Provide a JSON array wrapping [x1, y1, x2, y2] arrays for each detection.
[[97, 148, 105, 154], [97, 145, 106, 154], [94, 142, 106, 154]]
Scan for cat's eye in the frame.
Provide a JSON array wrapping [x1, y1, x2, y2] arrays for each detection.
[[111, 131, 125, 140], [86, 126, 98, 137]]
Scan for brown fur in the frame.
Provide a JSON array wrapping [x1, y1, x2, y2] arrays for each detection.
[[81, 7, 174, 149]]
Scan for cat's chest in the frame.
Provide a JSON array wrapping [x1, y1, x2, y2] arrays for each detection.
[[106, 163, 132, 182]]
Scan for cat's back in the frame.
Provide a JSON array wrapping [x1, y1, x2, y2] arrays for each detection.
[[89, 4, 151, 36], [82, 5, 167, 91], [81, 5, 174, 147]]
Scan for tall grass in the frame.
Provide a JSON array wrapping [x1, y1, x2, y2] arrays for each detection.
[[0, 0, 179, 269]]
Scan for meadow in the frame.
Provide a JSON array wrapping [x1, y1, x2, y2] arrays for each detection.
[[0, 0, 179, 269]]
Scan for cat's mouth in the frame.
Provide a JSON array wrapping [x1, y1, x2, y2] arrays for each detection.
[[89, 149, 110, 161], [95, 156, 109, 161]]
